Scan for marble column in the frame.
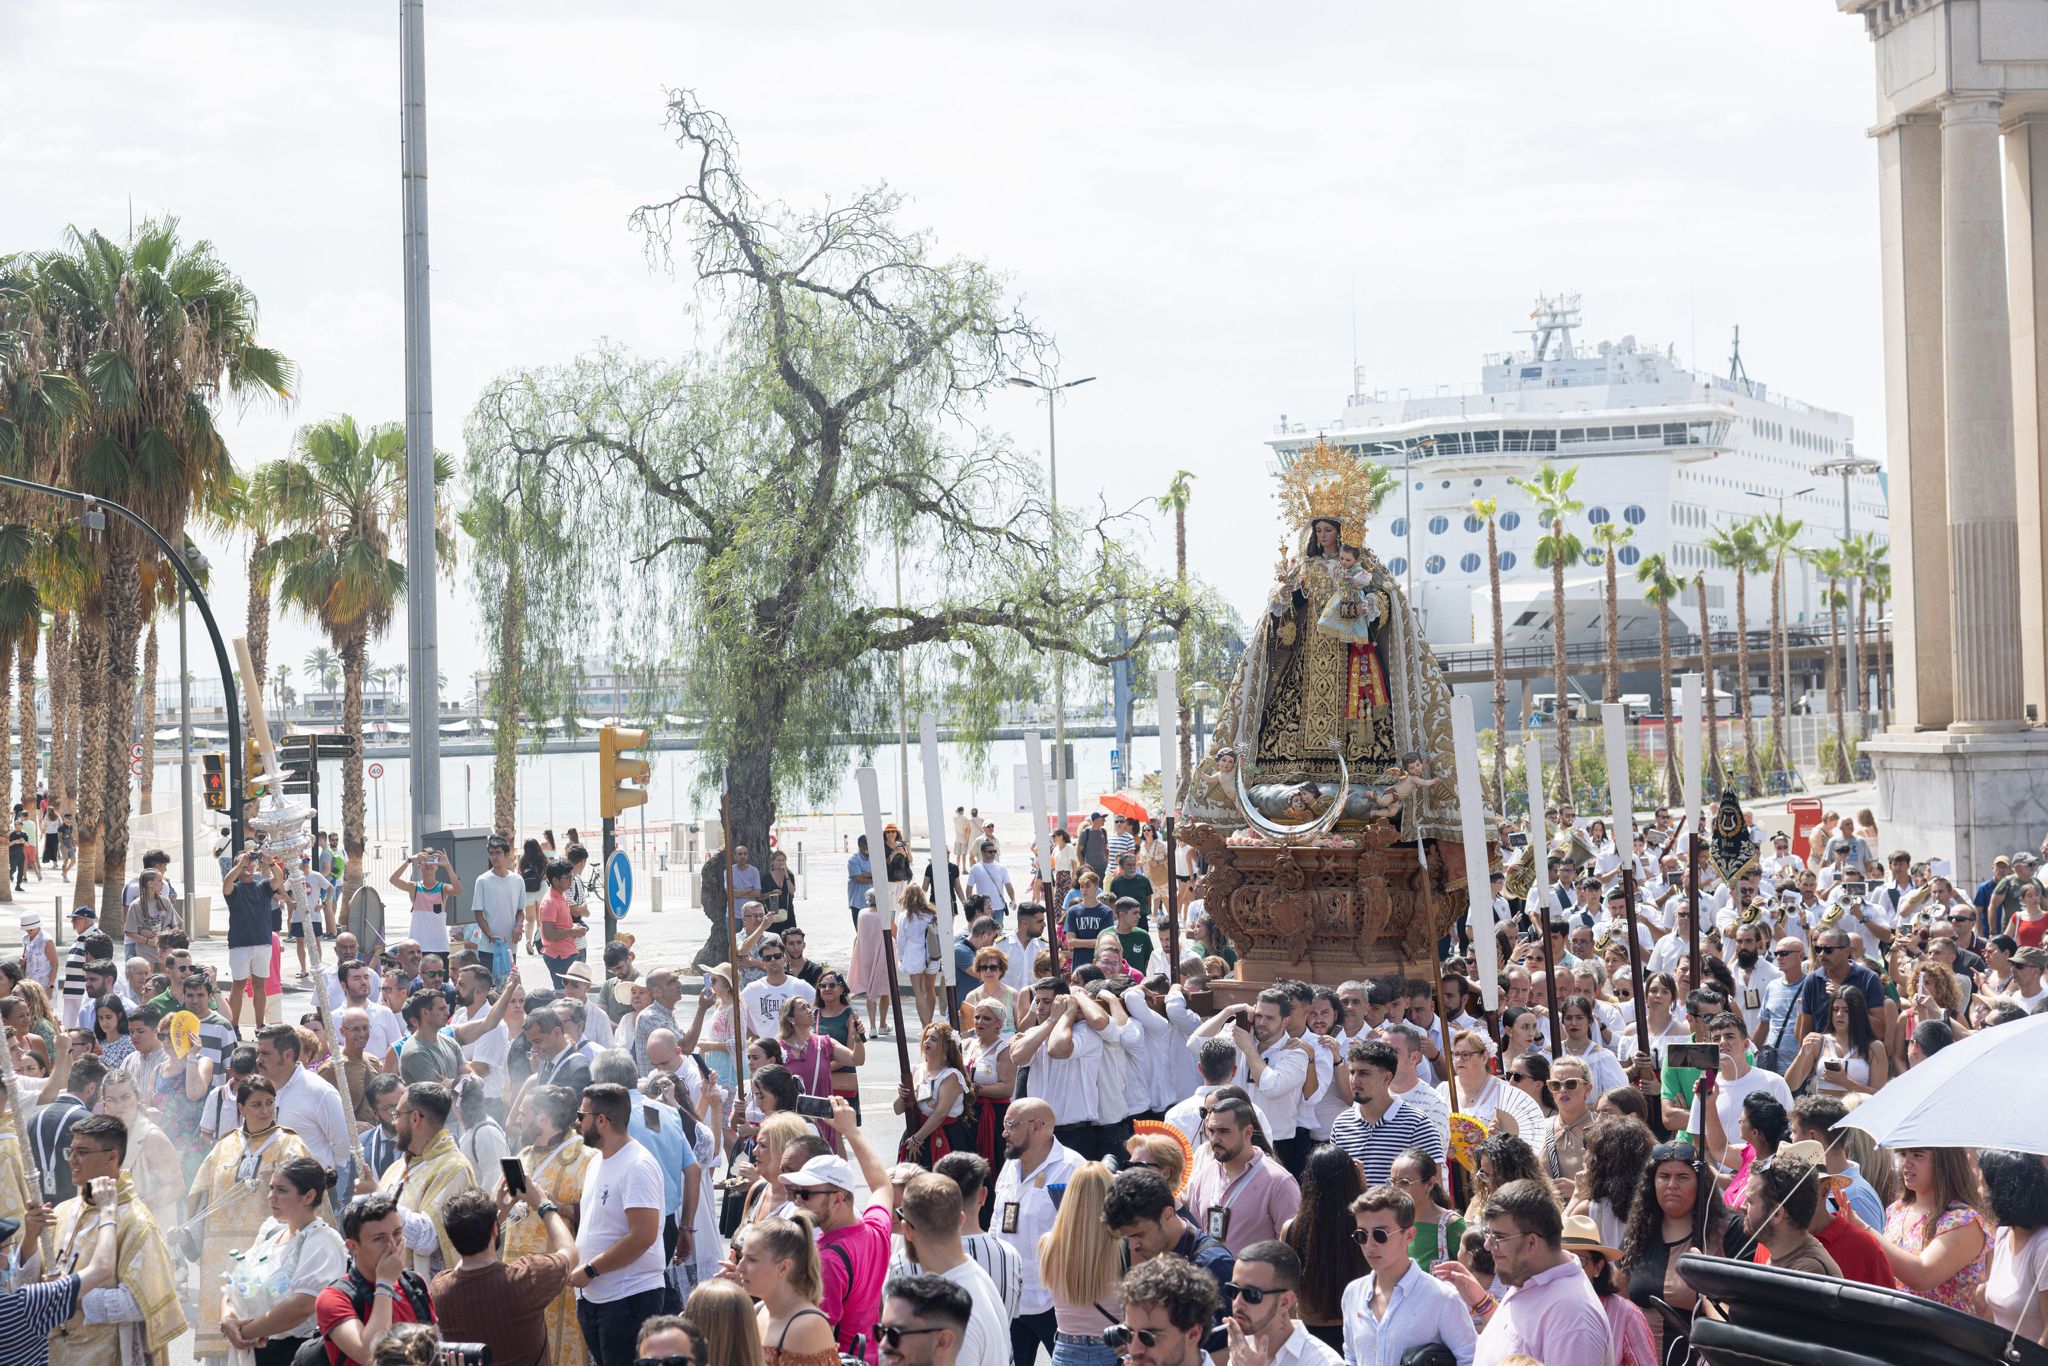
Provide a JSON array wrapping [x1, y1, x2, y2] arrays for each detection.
[[1940, 94, 2025, 732], [1874, 114, 1951, 730], [2005, 113, 2048, 726]]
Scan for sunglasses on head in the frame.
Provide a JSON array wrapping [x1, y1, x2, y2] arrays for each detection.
[[875, 1326, 946, 1349], [1651, 1142, 1698, 1164], [1352, 1226, 1402, 1246]]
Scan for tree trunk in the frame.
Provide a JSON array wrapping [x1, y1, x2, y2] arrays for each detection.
[[0, 636, 14, 903], [1698, 577, 1723, 791], [71, 607, 109, 913], [48, 613, 71, 814], [1602, 550, 1620, 704], [1174, 508, 1192, 794], [340, 628, 369, 908], [18, 620, 39, 817], [1853, 589, 1868, 740], [1551, 519, 1571, 802], [1828, 579, 1850, 782], [1875, 594, 1891, 729], [245, 530, 271, 710], [491, 558, 524, 837], [139, 619, 159, 816], [1488, 517, 1507, 810], [1734, 570, 1759, 790], [98, 545, 144, 921], [1767, 556, 1787, 787], [1658, 604, 1680, 807]]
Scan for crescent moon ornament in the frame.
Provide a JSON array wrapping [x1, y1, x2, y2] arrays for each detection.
[[1231, 743, 1351, 845]]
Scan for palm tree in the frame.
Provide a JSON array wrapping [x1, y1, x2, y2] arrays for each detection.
[[1757, 512, 1805, 783], [304, 646, 341, 702], [1635, 552, 1686, 806], [270, 664, 294, 727], [1509, 464, 1583, 799], [1843, 532, 1877, 738], [253, 415, 451, 903], [1803, 544, 1852, 782], [1589, 521, 1634, 703], [1695, 573, 1724, 791], [1866, 545, 1891, 731], [1705, 521, 1765, 790], [1472, 496, 1508, 805], [1157, 469, 1196, 791], [34, 218, 290, 915], [459, 494, 523, 836]]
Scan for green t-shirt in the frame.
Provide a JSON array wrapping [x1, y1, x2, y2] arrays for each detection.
[[1116, 927, 1155, 971]]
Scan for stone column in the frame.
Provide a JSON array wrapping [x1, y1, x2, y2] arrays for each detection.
[[2005, 114, 2048, 725], [1940, 94, 2026, 732], [1873, 114, 1951, 730]]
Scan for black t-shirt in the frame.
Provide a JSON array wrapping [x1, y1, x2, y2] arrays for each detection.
[[225, 877, 277, 948], [1109, 873, 1153, 905]]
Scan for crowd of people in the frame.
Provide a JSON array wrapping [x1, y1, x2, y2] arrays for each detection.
[[0, 800, 2040, 1366]]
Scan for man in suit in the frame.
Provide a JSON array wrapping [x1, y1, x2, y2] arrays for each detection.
[[519, 1004, 592, 1100]]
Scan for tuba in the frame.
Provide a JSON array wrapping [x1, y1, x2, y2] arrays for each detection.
[[1503, 843, 1541, 900], [1556, 825, 1598, 869]]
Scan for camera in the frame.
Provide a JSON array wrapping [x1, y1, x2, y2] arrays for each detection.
[[441, 1345, 491, 1366]]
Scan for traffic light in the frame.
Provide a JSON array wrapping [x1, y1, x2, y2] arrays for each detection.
[[201, 751, 228, 811], [245, 738, 269, 798], [599, 725, 651, 819]]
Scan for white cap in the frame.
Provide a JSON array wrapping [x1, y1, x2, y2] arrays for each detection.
[[780, 1154, 857, 1193]]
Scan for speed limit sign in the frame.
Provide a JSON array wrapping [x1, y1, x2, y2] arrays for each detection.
[[368, 762, 385, 779], [130, 758, 143, 776]]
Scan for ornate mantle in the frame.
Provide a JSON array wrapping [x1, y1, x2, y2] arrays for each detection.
[[1178, 820, 1476, 1006]]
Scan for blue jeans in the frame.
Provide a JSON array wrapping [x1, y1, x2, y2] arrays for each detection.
[[578, 1287, 665, 1366], [543, 952, 578, 988], [1051, 1333, 1119, 1366]]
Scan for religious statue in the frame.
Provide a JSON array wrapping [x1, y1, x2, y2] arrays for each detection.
[[1182, 440, 1463, 845]]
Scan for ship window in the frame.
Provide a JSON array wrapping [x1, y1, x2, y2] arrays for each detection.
[[1473, 431, 1499, 453], [1584, 548, 1605, 566], [1664, 423, 1687, 443], [1514, 609, 1540, 627], [1623, 504, 1647, 525], [1427, 515, 1449, 534], [1618, 545, 1641, 566], [1587, 506, 1612, 525], [1585, 428, 1610, 440], [1532, 430, 1557, 451], [1390, 518, 1408, 538], [1561, 429, 1585, 442], [1424, 554, 1446, 575], [1463, 514, 1484, 533], [1460, 553, 1482, 573], [1500, 511, 1522, 531], [1389, 556, 1407, 576], [1499, 551, 1518, 571]]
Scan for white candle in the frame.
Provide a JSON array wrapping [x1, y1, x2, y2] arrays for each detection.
[[1680, 673, 1704, 834], [1602, 701, 1634, 864], [1156, 668, 1179, 819], [1450, 695, 1500, 1010], [918, 712, 956, 987], [855, 767, 894, 922], [1023, 732, 1053, 900]]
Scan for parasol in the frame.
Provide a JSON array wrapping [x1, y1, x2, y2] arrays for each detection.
[[1098, 794, 1150, 824], [1837, 1012, 2048, 1155]]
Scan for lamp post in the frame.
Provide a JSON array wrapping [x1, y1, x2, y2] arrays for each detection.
[[1815, 448, 1882, 728], [1008, 374, 1095, 830]]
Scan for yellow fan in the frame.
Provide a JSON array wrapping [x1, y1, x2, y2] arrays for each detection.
[[1447, 1112, 1488, 1174], [164, 1010, 201, 1059]]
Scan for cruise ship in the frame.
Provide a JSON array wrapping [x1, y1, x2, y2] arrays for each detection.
[[1267, 296, 1889, 681]]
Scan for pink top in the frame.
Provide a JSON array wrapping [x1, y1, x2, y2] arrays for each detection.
[[1475, 1259, 1614, 1366], [818, 1202, 892, 1363], [1184, 1153, 1301, 1255], [1604, 1292, 1657, 1366], [1884, 1199, 1989, 1312], [539, 889, 577, 951]]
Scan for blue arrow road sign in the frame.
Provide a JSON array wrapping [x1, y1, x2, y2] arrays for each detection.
[[607, 852, 633, 918]]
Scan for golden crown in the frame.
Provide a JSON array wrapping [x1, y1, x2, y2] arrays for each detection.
[[1276, 438, 1380, 538]]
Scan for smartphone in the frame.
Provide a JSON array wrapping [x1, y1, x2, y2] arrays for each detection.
[[1510, 832, 1530, 849], [1843, 882, 1867, 899], [1667, 1042, 1722, 1072], [500, 1157, 527, 1196], [701, 972, 713, 994], [794, 1094, 836, 1120], [1780, 890, 1801, 905], [1822, 1057, 1846, 1074]]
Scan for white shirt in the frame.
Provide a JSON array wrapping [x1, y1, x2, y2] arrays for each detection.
[[1122, 986, 1177, 1114], [454, 1002, 510, 1100], [1728, 957, 1785, 1033], [274, 1066, 352, 1170], [934, 1256, 1008, 1366], [1710, 1066, 1795, 1146], [472, 869, 525, 942], [578, 1140, 667, 1302], [995, 933, 1046, 995], [1030, 1017, 1102, 1125], [991, 1141, 1080, 1315], [965, 861, 1013, 914], [739, 975, 816, 1041], [1267, 1319, 1345, 1366], [579, 997, 616, 1047], [1217, 1034, 1309, 1141], [1343, 1265, 1478, 1366]]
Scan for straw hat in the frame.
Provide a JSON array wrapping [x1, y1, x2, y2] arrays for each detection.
[[1775, 1140, 1852, 1189], [1560, 1213, 1623, 1262]]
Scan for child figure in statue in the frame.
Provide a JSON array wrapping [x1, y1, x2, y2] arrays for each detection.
[[1316, 544, 1378, 643], [1373, 751, 1430, 820]]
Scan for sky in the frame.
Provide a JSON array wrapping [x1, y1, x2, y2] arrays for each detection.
[[0, 2, 1887, 703]]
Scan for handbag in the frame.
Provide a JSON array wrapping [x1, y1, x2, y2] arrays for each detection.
[[924, 916, 942, 961], [718, 1176, 757, 1239]]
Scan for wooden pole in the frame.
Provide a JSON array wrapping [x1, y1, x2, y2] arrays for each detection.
[[722, 775, 746, 1100], [1163, 816, 1181, 984], [1687, 831, 1703, 988]]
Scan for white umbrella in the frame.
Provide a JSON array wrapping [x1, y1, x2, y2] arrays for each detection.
[[1838, 1011, 2048, 1154]]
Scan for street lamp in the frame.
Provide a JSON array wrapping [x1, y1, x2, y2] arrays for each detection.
[[1008, 374, 1096, 825], [1816, 447, 1882, 726]]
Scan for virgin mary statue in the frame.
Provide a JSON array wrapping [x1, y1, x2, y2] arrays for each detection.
[[1182, 441, 1464, 843]]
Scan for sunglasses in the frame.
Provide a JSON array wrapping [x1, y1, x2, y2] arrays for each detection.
[[760, 953, 785, 963], [636, 1358, 697, 1366], [1773, 948, 1804, 958], [875, 1326, 946, 1349], [1651, 1142, 1699, 1163], [1546, 1079, 1583, 1093], [1351, 1226, 1402, 1246], [1223, 1282, 1276, 1305], [1504, 1071, 1530, 1083], [1104, 1325, 1162, 1351]]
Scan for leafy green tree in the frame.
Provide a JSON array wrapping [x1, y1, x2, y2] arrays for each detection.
[[254, 416, 451, 900], [1757, 512, 1805, 781], [1589, 521, 1634, 703], [463, 92, 1195, 865], [1509, 464, 1583, 799], [1803, 543, 1851, 782], [1706, 520, 1765, 790]]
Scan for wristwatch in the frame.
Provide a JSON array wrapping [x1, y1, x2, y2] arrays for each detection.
[[536, 1202, 560, 1219], [581, 1262, 598, 1282]]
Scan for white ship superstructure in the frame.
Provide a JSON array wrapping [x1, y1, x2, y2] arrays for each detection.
[[1268, 296, 1887, 666]]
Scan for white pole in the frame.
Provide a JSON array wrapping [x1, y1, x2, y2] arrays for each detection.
[[1524, 738, 1547, 877], [855, 767, 895, 923], [1450, 696, 1499, 1011], [917, 712, 956, 990], [1155, 668, 1179, 817], [1602, 702, 1634, 864], [1023, 732, 1053, 905], [1680, 673, 1704, 828]]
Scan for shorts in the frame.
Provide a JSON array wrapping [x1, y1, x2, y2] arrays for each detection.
[[228, 943, 268, 979]]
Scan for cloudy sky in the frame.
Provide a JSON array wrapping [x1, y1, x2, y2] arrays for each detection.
[[1, 2, 1884, 699]]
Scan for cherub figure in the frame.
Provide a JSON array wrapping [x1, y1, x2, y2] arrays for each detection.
[[1373, 750, 1430, 819]]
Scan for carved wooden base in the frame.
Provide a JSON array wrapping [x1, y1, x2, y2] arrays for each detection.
[[1178, 822, 1477, 1007]]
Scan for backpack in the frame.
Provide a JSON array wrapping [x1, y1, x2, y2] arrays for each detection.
[[294, 1267, 436, 1366]]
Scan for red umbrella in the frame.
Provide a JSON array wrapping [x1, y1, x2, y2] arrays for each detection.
[[1098, 794, 1150, 824]]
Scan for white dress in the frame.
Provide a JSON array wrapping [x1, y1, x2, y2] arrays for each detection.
[[898, 911, 935, 975]]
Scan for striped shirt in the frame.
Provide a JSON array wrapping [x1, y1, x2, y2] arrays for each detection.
[[1328, 1096, 1444, 1186], [891, 1233, 1024, 1318], [0, 1274, 79, 1366]]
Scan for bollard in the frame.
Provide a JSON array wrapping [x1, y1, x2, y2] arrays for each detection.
[[651, 875, 663, 913]]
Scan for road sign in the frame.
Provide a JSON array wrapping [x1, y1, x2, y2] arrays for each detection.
[[606, 851, 633, 919], [130, 758, 143, 776], [129, 742, 144, 760], [368, 762, 385, 780], [281, 733, 359, 757]]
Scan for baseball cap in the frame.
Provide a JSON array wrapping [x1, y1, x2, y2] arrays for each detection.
[[2013, 946, 2048, 970], [2015, 852, 2040, 867], [70, 906, 95, 921], [781, 1154, 856, 1193]]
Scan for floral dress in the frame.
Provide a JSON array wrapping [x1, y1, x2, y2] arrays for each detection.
[[505, 1136, 595, 1366], [1885, 1199, 1989, 1311]]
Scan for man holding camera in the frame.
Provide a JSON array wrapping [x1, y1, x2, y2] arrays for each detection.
[[1187, 990, 1309, 1173], [42, 1115, 186, 1364], [223, 848, 287, 1032]]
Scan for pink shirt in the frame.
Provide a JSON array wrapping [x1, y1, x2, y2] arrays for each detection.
[[819, 1201, 892, 1363], [1476, 1258, 1615, 1366], [1184, 1153, 1301, 1255]]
